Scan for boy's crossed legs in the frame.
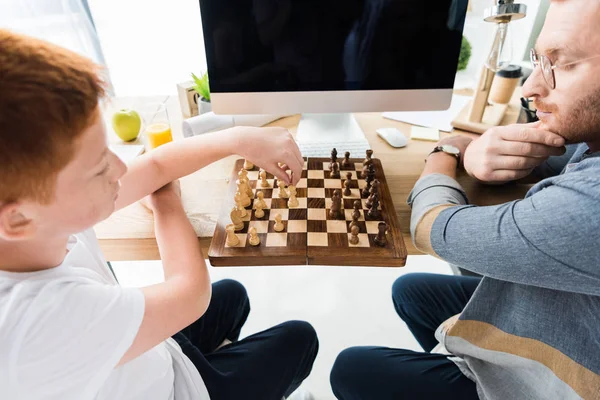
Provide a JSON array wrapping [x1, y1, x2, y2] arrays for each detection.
[[173, 279, 319, 400]]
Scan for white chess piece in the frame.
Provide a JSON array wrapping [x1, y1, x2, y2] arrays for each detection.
[[278, 181, 289, 198], [273, 213, 285, 232], [230, 207, 244, 231], [226, 224, 240, 246], [234, 191, 248, 218], [288, 185, 299, 208], [248, 226, 260, 246], [260, 170, 270, 188], [244, 159, 254, 170], [237, 180, 251, 207], [255, 203, 265, 219], [254, 191, 267, 209], [239, 169, 253, 198]]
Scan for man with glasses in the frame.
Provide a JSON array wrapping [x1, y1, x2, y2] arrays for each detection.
[[330, 0, 599, 398]]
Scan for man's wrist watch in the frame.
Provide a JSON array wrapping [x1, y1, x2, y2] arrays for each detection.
[[427, 144, 461, 164]]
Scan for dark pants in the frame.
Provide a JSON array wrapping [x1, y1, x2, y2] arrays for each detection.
[[173, 279, 319, 400], [330, 273, 481, 400]]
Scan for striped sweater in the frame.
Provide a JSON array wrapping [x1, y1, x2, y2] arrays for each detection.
[[407, 143, 600, 399]]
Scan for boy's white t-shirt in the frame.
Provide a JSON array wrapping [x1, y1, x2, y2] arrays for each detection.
[[0, 229, 210, 400]]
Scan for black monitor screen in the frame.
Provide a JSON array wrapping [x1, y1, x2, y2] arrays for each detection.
[[200, 0, 468, 93]]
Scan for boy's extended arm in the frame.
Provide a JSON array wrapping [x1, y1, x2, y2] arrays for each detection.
[[118, 182, 210, 366], [113, 126, 304, 212]]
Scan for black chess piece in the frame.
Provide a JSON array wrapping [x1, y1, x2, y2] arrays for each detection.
[[329, 148, 338, 171], [366, 179, 380, 208], [330, 162, 340, 178], [367, 193, 381, 219], [349, 225, 360, 245], [343, 172, 352, 196], [342, 151, 351, 168], [362, 149, 373, 178], [329, 189, 342, 219], [373, 222, 388, 247], [349, 200, 361, 230], [362, 165, 375, 198]]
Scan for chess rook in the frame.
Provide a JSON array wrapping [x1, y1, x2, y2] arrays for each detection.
[[225, 224, 240, 246]]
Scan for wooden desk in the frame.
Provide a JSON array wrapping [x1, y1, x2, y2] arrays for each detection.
[[96, 95, 530, 262]]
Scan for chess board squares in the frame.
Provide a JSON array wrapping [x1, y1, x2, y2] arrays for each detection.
[[248, 220, 269, 233], [325, 209, 346, 221], [343, 189, 362, 198], [307, 179, 325, 188], [288, 197, 308, 209], [326, 220, 347, 233], [308, 170, 325, 179], [365, 221, 385, 234], [307, 220, 327, 232], [307, 208, 326, 221], [288, 209, 307, 220], [265, 232, 287, 247], [326, 233, 349, 247], [344, 209, 365, 221], [224, 233, 247, 248], [251, 179, 275, 189], [307, 232, 328, 246], [270, 198, 288, 209], [324, 189, 345, 200], [348, 233, 370, 247], [287, 220, 307, 233], [325, 197, 345, 209], [269, 209, 289, 220], [307, 198, 326, 209], [341, 199, 381, 211], [354, 163, 363, 171], [296, 178, 308, 189], [308, 188, 325, 198], [324, 179, 342, 189], [246, 171, 260, 181]]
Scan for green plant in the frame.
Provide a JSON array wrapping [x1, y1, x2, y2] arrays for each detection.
[[191, 72, 211, 102], [457, 36, 472, 71]]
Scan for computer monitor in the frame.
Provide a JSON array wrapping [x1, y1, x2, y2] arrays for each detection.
[[199, 0, 468, 115]]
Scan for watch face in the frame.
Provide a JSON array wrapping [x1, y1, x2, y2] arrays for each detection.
[[441, 145, 460, 155]]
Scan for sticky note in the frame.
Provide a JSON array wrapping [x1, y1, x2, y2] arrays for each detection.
[[410, 126, 440, 142]]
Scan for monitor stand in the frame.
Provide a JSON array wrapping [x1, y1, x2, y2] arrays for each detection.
[[295, 114, 370, 158]]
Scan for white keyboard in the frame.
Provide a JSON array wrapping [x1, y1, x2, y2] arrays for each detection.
[[297, 140, 371, 158]]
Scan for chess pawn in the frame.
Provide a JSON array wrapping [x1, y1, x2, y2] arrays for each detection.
[[254, 191, 267, 209], [225, 224, 240, 246], [288, 185, 299, 208], [362, 150, 374, 178], [366, 179, 380, 209], [349, 225, 360, 245], [244, 159, 254, 170], [329, 148, 338, 170], [342, 151, 351, 168], [230, 206, 244, 231], [273, 213, 285, 232], [254, 202, 265, 219], [349, 200, 361, 229], [343, 172, 352, 196], [362, 176, 373, 198], [234, 191, 248, 218], [367, 194, 381, 219], [330, 162, 340, 179], [260, 170, 270, 188], [278, 180, 289, 198], [373, 222, 388, 247], [248, 227, 260, 246]]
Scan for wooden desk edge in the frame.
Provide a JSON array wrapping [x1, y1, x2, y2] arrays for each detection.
[[98, 234, 420, 263]]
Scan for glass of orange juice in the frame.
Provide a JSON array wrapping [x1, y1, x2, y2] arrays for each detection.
[[140, 103, 173, 150]]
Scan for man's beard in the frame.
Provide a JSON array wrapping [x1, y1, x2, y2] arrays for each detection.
[[537, 89, 600, 145]]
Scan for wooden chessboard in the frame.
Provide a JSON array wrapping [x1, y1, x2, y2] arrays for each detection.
[[208, 157, 407, 267]]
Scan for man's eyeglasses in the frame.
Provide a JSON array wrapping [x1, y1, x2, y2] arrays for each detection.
[[530, 48, 600, 90]]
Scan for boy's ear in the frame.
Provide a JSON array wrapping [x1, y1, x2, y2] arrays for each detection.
[[0, 203, 36, 241]]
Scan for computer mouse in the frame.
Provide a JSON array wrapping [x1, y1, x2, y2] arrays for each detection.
[[376, 128, 408, 148]]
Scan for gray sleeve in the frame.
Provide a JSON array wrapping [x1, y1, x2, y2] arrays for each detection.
[[429, 175, 600, 296], [530, 144, 579, 180], [406, 173, 469, 243]]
